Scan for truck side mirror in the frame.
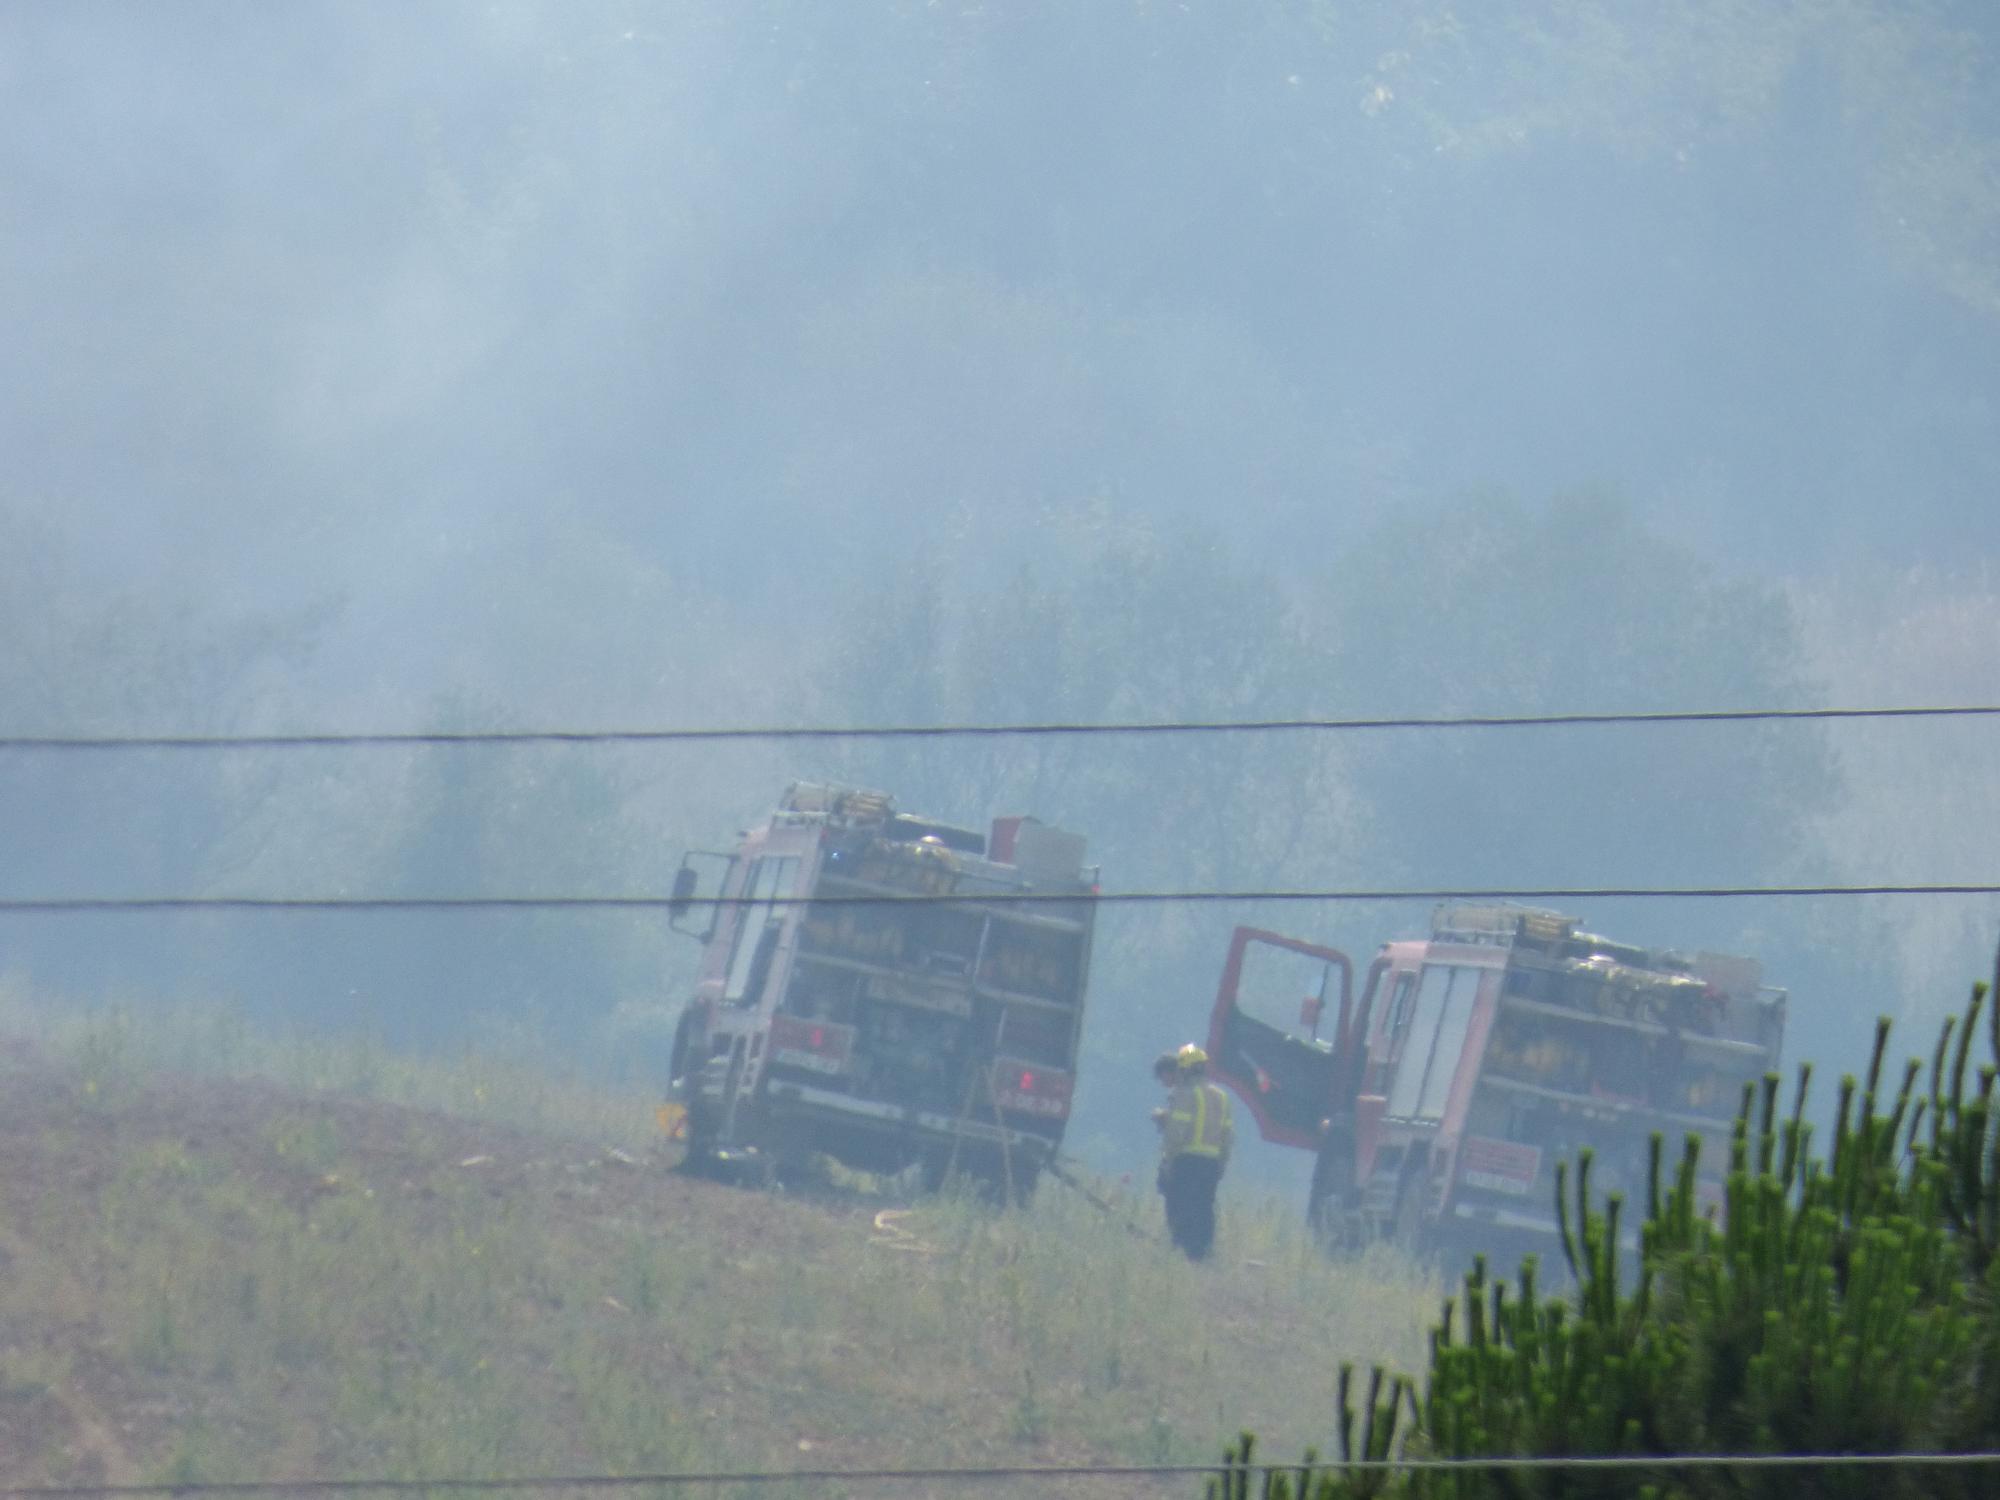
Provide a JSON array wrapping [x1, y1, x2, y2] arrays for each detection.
[[1300, 994, 1324, 1037], [668, 850, 735, 943], [668, 866, 699, 923]]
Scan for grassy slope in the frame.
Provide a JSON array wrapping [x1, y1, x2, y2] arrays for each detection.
[[0, 997, 1431, 1497]]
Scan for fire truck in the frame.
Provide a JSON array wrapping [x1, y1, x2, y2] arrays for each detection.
[[1205, 904, 1786, 1262], [660, 783, 1098, 1199]]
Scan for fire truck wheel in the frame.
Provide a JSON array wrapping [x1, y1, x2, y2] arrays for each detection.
[[1388, 1174, 1427, 1258], [921, 1151, 1039, 1207], [918, 1149, 956, 1197], [673, 1113, 720, 1178], [989, 1161, 1040, 1209], [667, 1007, 697, 1085], [1306, 1130, 1355, 1237]]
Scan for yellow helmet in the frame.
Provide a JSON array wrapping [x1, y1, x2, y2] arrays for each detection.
[[1176, 1043, 1208, 1070]]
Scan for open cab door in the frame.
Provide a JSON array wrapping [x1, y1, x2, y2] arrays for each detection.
[[1204, 927, 1358, 1151]]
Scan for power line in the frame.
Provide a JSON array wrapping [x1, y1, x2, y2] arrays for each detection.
[[1, 884, 1998, 916], [5, 1451, 2000, 1497], [3, 703, 1998, 752]]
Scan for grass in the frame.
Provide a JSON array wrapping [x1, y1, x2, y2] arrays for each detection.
[[0, 977, 661, 1148], [0, 985, 1434, 1495]]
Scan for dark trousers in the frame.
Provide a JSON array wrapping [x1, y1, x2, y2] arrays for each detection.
[[1160, 1154, 1223, 1261]]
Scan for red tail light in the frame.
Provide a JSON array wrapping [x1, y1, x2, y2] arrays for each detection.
[[992, 1059, 1072, 1119], [770, 1015, 855, 1075]]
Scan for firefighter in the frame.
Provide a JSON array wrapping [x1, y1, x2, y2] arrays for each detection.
[[1156, 1043, 1233, 1261]]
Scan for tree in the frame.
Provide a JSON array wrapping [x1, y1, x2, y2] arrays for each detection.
[[806, 511, 1356, 1173], [1319, 491, 1888, 1053], [0, 502, 328, 998]]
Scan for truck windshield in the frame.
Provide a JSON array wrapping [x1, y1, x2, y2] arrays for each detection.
[[1387, 964, 1481, 1122], [723, 855, 800, 1004]]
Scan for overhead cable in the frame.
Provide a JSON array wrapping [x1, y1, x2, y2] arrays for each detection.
[[3, 703, 1999, 752], [2, 884, 1998, 916], [6, 1450, 2000, 1498]]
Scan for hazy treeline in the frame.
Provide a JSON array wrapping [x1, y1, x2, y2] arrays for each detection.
[[4, 1, 1998, 1173], [5, 495, 1996, 1177]]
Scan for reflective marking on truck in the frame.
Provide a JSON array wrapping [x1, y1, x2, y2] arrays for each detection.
[[771, 1048, 846, 1074], [784, 1083, 1043, 1147], [994, 1090, 1069, 1118], [991, 1061, 1073, 1118], [768, 1015, 856, 1074], [1456, 1135, 1542, 1196], [1453, 1197, 1640, 1253]]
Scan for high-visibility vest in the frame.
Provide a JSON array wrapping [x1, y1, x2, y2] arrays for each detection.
[[1166, 1080, 1232, 1160]]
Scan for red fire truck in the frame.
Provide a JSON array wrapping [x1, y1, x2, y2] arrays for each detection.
[[660, 783, 1098, 1199], [1205, 903, 1786, 1261]]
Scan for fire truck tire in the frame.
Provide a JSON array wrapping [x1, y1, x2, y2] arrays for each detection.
[[1306, 1129, 1356, 1239], [665, 1014, 719, 1177], [920, 1150, 1040, 1208], [990, 1160, 1041, 1208], [921, 1149, 998, 1200], [918, 1149, 956, 1196], [674, 1051, 738, 1179], [674, 1107, 721, 1177], [1388, 1173, 1428, 1258], [667, 1007, 697, 1086]]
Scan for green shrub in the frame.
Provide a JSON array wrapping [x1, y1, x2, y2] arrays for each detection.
[[1214, 948, 2000, 1500]]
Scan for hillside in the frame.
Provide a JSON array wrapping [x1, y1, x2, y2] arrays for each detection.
[[0, 1020, 1432, 1498]]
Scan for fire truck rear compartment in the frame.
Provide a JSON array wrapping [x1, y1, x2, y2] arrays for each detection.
[[673, 784, 1097, 1194]]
